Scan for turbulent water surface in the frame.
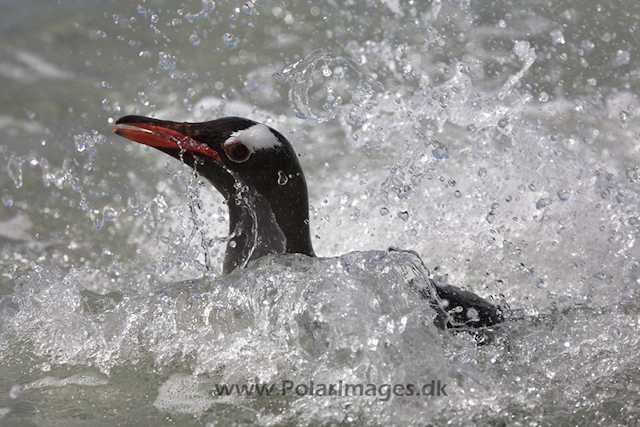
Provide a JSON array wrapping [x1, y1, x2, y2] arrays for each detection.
[[1, 0, 639, 425]]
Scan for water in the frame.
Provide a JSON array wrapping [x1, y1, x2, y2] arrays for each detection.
[[1, 0, 639, 425]]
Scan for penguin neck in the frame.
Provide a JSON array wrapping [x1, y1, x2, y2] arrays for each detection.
[[222, 176, 315, 274]]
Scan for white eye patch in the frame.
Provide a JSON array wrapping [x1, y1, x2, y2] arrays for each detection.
[[224, 123, 281, 153]]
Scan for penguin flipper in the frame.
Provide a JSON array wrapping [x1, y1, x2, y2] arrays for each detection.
[[387, 247, 505, 342]]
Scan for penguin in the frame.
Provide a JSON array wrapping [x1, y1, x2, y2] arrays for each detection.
[[114, 115, 504, 336]]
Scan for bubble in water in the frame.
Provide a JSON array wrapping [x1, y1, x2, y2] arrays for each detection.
[[277, 170, 288, 185], [478, 168, 488, 178], [380, 207, 389, 216], [158, 52, 176, 71], [486, 211, 496, 224], [139, 50, 151, 58], [497, 116, 509, 128], [557, 189, 570, 201], [96, 30, 107, 39], [587, 78, 597, 87], [613, 50, 630, 68], [550, 29, 565, 45], [454, 190, 462, 198], [223, 33, 238, 48], [538, 92, 549, 102], [100, 81, 112, 90], [625, 167, 638, 182], [398, 211, 409, 222]]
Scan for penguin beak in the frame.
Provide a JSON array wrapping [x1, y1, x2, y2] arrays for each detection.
[[113, 115, 222, 162]]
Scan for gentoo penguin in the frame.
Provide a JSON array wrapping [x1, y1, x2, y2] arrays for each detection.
[[114, 115, 504, 335]]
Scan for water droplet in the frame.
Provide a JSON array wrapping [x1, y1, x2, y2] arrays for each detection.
[[2, 194, 14, 207], [613, 50, 630, 68], [466, 124, 476, 132], [625, 167, 637, 182], [223, 33, 238, 48], [242, 2, 256, 15], [345, 112, 365, 128], [538, 92, 549, 102], [398, 211, 409, 221], [581, 39, 594, 52], [454, 190, 462, 198], [103, 206, 118, 221], [96, 30, 107, 39], [277, 170, 288, 185], [9, 385, 21, 399], [431, 141, 449, 160], [550, 29, 565, 45], [90, 209, 104, 230], [486, 211, 495, 224], [139, 50, 151, 58], [321, 65, 332, 77], [587, 78, 597, 88], [380, 207, 389, 216], [557, 189, 570, 201], [203, 0, 216, 12], [593, 272, 607, 281], [158, 52, 176, 71], [478, 168, 488, 178], [138, 91, 149, 107], [229, 240, 237, 248], [497, 116, 509, 128], [189, 32, 201, 46], [535, 198, 552, 210]]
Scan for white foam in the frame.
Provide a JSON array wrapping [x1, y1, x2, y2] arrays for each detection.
[[225, 123, 281, 152]]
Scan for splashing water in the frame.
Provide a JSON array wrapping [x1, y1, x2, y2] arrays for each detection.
[[1, 0, 639, 425]]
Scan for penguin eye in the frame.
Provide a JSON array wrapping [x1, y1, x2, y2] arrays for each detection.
[[224, 141, 251, 163]]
